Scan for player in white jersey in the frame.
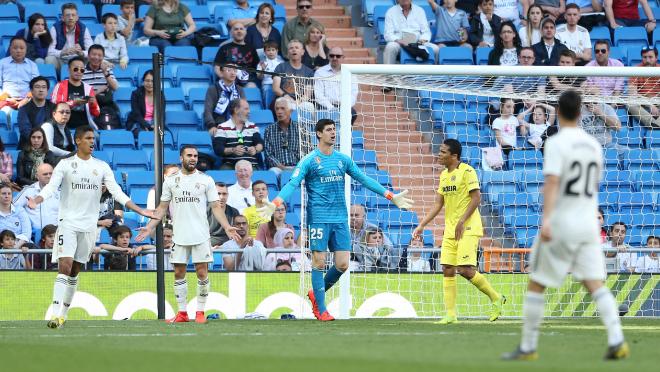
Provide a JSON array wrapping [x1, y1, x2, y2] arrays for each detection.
[[137, 145, 238, 323], [27, 125, 154, 329], [502, 90, 628, 361]]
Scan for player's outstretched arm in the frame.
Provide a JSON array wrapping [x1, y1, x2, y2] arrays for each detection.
[[346, 160, 414, 209], [124, 200, 156, 219], [259, 160, 309, 219], [257, 197, 283, 219], [386, 189, 414, 209], [413, 193, 444, 239], [540, 175, 560, 242], [29, 162, 65, 209], [135, 201, 169, 242]]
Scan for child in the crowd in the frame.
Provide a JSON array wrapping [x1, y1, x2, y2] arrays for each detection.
[[257, 41, 284, 108], [145, 224, 174, 270], [493, 97, 526, 155], [97, 225, 141, 270], [407, 237, 431, 272], [31, 224, 57, 270], [428, 0, 471, 49], [117, 0, 143, 45], [517, 102, 555, 149], [0, 230, 29, 270], [468, 0, 502, 48], [264, 227, 310, 271], [94, 13, 129, 69]]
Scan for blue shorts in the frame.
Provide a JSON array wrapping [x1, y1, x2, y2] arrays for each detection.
[[308, 223, 351, 252]]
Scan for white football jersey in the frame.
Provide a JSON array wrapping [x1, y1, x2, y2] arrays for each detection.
[[161, 170, 218, 245], [39, 155, 130, 232], [543, 127, 603, 243]]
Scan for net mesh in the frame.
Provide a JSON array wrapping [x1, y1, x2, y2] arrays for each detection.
[[292, 67, 659, 318]]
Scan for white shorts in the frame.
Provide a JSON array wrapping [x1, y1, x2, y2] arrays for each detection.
[[528, 237, 606, 288], [170, 240, 213, 264], [52, 227, 97, 264]]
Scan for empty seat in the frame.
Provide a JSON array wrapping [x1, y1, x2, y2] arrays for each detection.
[[601, 170, 636, 193], [188, 5, 212, 23], [243, 87, 263, 110], [138, 65, 174, 88], [614, 26, 648, 47], [481, 171, 517, 203], [475, 46, 493, 65], [98, 130, 135, 150], [25, 5, 59, 24], [201, 46, 219, 64], [603, 148, 620, 170], [377, 209, 418, 230], [130, 188, 151, 208], [188, 87, 208, 120], [253, 170, 279, 189], [164, 88, 187, 111], [0, 4, 20, 24], [590, 27, 611, 47], [177, 65, 212, 96], [614, 126, 645, 148], [126, 171, 154, 192], [205, 170, 235, 184], [250, 109, 274, 128], [364, 0, 395, 24], [164, 46, 199, 71], [113, 65, 139, 89], [623, 148, 658, 171], [352, 149, 378, 172], [508, 150, 543, 170], [114, 150, 149, 172], [438, 47, 474, 65], [77, 4, 98, 23], [515, 170, 545, 194], [137, 131, 175, 150], [127, 46, 160, 68], [165, 110, 199, 133], [150, 149, 181, 169], [176, 130, 213, 155]]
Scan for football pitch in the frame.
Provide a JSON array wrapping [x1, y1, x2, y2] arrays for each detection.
[[0, 318, 657, 371]]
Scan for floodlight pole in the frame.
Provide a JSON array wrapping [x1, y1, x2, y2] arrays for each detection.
[[152, 52, 166, 320]]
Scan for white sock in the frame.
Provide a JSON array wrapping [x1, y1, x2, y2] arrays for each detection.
[[174, 279, 188, 312], [520, 291, 545, 353], [51, 274, 68, 318], [197, 277, 209, 312], [60, 276, 79, 319], [593, 286, 625, 346]]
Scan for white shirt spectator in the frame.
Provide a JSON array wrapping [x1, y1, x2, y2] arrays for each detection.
[[635, 255, 660, 273], [257, 56, 283, 85], [384, 4, 432, 43], [494, 0, 520, 22], [407, 255, 431, 272], [519, 27, 541, 47], [492, 115, 520, 147], [13, 181, 60, 229], [227, 182, 254, 211], [313, 64, 358, 110], [220, 238, 267, 270], [556, 24, 591, 56]]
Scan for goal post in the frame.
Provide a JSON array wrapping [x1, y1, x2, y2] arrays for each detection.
[[292, 64, 660, 319]]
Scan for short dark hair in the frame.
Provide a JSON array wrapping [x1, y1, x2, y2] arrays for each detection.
[[232, 214, 247, 224], [479, 0, 493, 4], [120, 0, 135, 7], [228, 98, 245, 116], [315, 119, 335, 139], [179, 144, 198, 156], [252, 180, 267, 190], [75, 125, 95, 140], [142, 69, 153, 81], [24, 127, 49, 153], [263, 40, 279, 50], [215, 181, 228, 188], [641, 45, 659, 57], [611, 222, 627, 232], [565, 3, 580, 11], [594, 39, 610, 50], [112, 225, 132, 240], [557, 90, 582, 121], [68, 56, 86, 67], [559, 49, 576, 60], [41, 224, 57, 240], [647, 235, 659, 245], [61, 3, 78, 13], [443, 138, 462, 159], [518, 46, 534, 56], [163, 223, 173, 232], [88, 44, 105, 56], [101, 13, 118, 24], [598, 207, 605, 218], [0, 182, 11, 192], [29, 76, 50, 90], [0, 229, 16, 243], [9, 36, 26, 48]]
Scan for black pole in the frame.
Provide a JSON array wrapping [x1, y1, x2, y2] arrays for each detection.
[[152, 52, 166, 320]]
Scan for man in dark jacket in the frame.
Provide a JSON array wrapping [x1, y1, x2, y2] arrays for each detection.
[[468, 0, 502, 48], [532, 17, 569, 66], [18, 76, 54, 148], [208, 182, 240, 247]]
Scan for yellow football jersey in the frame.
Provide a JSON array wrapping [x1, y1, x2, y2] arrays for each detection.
[[243, 205, 270, 238], [437, 163, 483, 239]]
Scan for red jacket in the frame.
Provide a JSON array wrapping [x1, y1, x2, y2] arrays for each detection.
[[51, 79, 100, 129]]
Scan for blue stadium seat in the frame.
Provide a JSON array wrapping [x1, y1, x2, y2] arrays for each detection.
[[164, 88, 187, 111], [137, 131, 175, 150], [126, 171, 154, 193], [654, 27, 660, 49], [113, 65, 139, 89], [0, 115, 9, 131], [608, 46, 627, 64], [516, 170, 544, 194], [114, 87, 133, 121], [461, 146, 482, 169], [165, 110, 199, 133], [604, 148, 620, 171], [481, 171, 516, 203], [244, 87, 263, 110], [25, 5, 59, 24], [188, 87, 208, 120], [617, 192, 656, 217], [127, 46, 160, 69], [352, 130, 364, 149], [648, 129, 660, 148], [94, 150, 113, 167], [374, 5, 390, 45], [201, 46, 220, 64], [188, 5, 212, 23], [614, 26, 648, 47], [285, 213, 301, 228], [475, 46, 493, 65], [272, 4, 287, 24], [114, 150, 149, 172], [0, 4, 20, 23], [623, 149, 658, 171], [614, 126, 645, 148], [253, 170, 279, 189], [626, 226, 654, 246], [363, 0, 394, 24], [98, 130, 135, 150], [78, 4, 98, 23], [377, 209, 418, 230], [177, 65, 212, 97], [164, 46, 199, 71], [150, 149, 180, 169], [176, 130, 213, 155], [101, 4, 121, 17], [352, 149, 378, 172], [87, 23, 105, 38], [627, 45, 645, 66], [0, 23, 24, 48], [636, 170, 660, 193], [37, 64, 58, 89], [438, 47, 474, 65], [250, 109, 274, 129], [138, 65, 174, 88], [205, 170, 235, 184], [130, 188, 151, 209], [515, 228, 539, 248], [601, 170, 636, 193], [209, 0, 235, 21], [400, 45, 436, 64], [0, 128, 18, 150], [590, 26, 611, 47], [508, 150, 543, 170]]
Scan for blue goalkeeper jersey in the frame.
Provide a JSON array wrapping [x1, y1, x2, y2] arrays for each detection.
[[278, 149, 388, 224]]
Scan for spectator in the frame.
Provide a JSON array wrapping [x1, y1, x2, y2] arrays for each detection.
[[605, 0, 656, 32], [301, 24, 329, 70], [0, 183, 32, 248], [383, 0, 438, 65], [214, 22, 260, 87], [212, 98, 264, 170], [144, 223, 173, 270], [263, 97, 301, 175], [493, 0, 522, 27], [532, 17, 569, 66], [568, 0, 607, 30], [429, 0, 472, 49], [30, 224, 57, 270], [94, 13, 129, 69], [584, 40, 624, 97], [14, 13, 52, 64], [51, 57, 100, 130], [41, 102, 75, 158], [598, 207, 607, 244], [353, 226, 400, 271], [272, 40, 314, 110], [83, 45, 121, 130], [492, 47, 547, 93], [227, 159, 255, 210], [275, 260, 292, 271], [226, 0, 259, 28], [242, 180, 270, 237], [264, 227, 310, 271], [349, 204, 396, 262], [578, 93, 622, 149], [220, 214, 267, 271], [487, 21, 521, 65], [493, 97, 526, 155], [468, 0, 502, 48], [281, 0, 323, 59], [98, 183, 125, 235], [634, 236, 659, 273], [17, 76, 53, 148], [603, 221, 631, 257], [626, 46, 660, 129], [0, 230, 29, 270], [117, 0, 142, 45], [407, 237, 431, 272], [256, 203, 293, 248], [517, 102, 556, 149], [256, 41, 283, 108], [556, 4, 592, 65], [98, 225, 140, 270], [535, 0, 566, 20], [13, 163, 58, 229], [314, 47, 358, 122], [519, 4, 543, 47], [143, 0, 196, 53], [15, 128, 57, 187], [45, 3, 93, 73], [246, 3, 282, 60], [205, 65, 245, 135], [0, 37, 39, 120], [548, 49, 587, 92], [208, 182, 240, 248], [0, 138, 12, 184], [127, 69, 156, 137]]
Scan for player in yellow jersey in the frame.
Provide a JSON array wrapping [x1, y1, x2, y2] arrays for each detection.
[[413, 139, 505, 324]]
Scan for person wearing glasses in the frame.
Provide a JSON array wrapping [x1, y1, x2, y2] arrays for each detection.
[[51, 57, 101, 130], [585, 40, 624, 97], [626, 46, 660, 129], [281, 0, 324, 59], [314, 47, 358, 124], [213, 98, 264, 170], [45, 3, 94, 74], [263, 97, 300, 176], [17, 77, 54, 149], [40, 102, 76, 158]]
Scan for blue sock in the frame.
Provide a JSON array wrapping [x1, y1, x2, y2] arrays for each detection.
[[324, 265, 343, 291], [311, 268, 326, 313]]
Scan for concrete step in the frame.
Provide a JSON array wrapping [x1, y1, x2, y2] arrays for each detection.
[[284, 5, 345, 16], [314, 16, 352, 28], [342, 48, 370, 58], [361, 132, 425, 142], [372, 142, 432, 154], [344, 56, 376, 64], [325, 28, 357, 37], [327, 37, 364, 48], [278, 0, 337, 6]]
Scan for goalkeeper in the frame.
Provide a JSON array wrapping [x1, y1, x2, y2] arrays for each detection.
[[259, 119, 413, 321]]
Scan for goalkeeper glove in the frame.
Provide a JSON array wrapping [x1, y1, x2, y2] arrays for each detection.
[[385, 190, 414, 209], [257, 198, 283, 219]]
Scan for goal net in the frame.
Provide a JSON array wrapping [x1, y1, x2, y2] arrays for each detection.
[[291, 65, 660, 319]]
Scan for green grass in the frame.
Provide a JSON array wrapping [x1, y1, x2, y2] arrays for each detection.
[[0, 318, 657, 371]]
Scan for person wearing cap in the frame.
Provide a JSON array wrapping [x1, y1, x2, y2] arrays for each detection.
[[531, 17, 569, 66], [627, 46, 660, 129]]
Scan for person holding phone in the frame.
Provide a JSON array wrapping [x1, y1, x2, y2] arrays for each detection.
[[50, 57, 100, 130]]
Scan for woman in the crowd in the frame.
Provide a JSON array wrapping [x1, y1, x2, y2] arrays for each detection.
[[13, 13, 52, 63], [245, 2, 282, 60], [127, 70, 155, 137], [487, 21, 522, 65], [264, 227, 310, 271], [519, 5, 543, 47], [143, 0, 196, 53], [15, 127, 56, 187], [301, 24, 329, 71], [41, 102, 75, 159], [256, 204, 293, 248]]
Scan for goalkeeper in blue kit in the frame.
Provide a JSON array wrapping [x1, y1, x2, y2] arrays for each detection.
[[259, 119, 413, 321]]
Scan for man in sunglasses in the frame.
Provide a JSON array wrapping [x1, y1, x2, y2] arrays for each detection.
[[51, 57, 100, 130], [281, 0, 324, 59], [627, 46, 660, 129], [585, 40, 624, 97], [314, 47, 358, 124]]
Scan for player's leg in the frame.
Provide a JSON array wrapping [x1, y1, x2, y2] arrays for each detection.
[[436, 238, 458, 324], [308, 223, 330, 320], [58, 231, 96, 321], [168, 244, 191, 322], [192, 241, 213, 324], [48, 228, 83, 328], [325, 223, 351, 291], [48, 256, 73, 328]]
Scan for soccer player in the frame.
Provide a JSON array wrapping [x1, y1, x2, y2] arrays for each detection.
[[502, 90, 628, 361], [137, 145, 238, 324], [27, 125, 154, 329], [413, 138, 504, 324], [258, 119, 413, 321]]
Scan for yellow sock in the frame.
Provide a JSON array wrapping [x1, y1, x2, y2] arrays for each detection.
[[469, 272, 500, 302], [443, 276, 457, 317]]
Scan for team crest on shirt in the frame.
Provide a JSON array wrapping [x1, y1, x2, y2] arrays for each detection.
[[337, 160, 343, 169], [315, 156, 321, 164], [195, 183, 202, 190], [92, 169, 98, 176], [451, 175, 456, 181], [71, 162, 77, 169], [292, 168, 300, 177]]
